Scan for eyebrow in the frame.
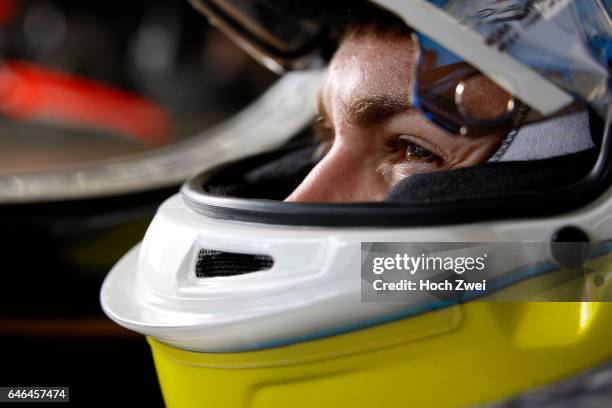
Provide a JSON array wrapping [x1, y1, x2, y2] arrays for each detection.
[[345, 93, 412, 127], [316, 92, 413, 132]]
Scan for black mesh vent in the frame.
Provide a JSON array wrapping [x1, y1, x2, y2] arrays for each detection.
[[195, 249, 274, 278]]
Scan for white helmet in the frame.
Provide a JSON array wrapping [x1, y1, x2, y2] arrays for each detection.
[[101, 3, 612, 404]]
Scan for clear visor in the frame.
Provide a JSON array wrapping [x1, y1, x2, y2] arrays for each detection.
[[413, 33, 581, 135], [415, 34, 523, 134], [409, 0, 612, 134]]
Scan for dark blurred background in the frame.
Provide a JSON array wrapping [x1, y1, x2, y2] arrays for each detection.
[[0, 0, 276, 405]]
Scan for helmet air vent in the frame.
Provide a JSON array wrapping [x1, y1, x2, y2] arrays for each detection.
[[195, 249, 274, 278]]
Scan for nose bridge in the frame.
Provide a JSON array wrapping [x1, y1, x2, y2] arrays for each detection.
[[286, 144, 365, 202]]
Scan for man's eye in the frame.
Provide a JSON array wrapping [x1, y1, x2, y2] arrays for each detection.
[[400, 139, 442, 163]]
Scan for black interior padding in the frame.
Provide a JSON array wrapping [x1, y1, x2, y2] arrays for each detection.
[[387, 149, 597, 203], [205, 143, 319, 199]]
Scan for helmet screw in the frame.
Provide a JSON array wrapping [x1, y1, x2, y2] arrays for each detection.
[[593, 274, 605, 287], [550, 226, 591, 268]]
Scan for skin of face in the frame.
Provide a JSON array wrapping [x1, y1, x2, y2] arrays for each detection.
[[285, 27, 510, 203]]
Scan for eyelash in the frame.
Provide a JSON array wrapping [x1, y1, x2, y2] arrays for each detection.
[[384, 135, 443, 165]]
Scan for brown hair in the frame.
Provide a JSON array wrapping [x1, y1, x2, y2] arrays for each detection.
[[342, 8, 413, 40]]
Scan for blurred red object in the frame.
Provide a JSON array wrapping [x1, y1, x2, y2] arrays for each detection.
[[0, 0, 17, 24], [0, 61, 173, 146]]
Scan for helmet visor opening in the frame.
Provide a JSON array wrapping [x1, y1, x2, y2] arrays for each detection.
[[182, 115, 609, 227]]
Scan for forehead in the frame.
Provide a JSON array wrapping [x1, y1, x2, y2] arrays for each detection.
[[323, 30, 419, 112]]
